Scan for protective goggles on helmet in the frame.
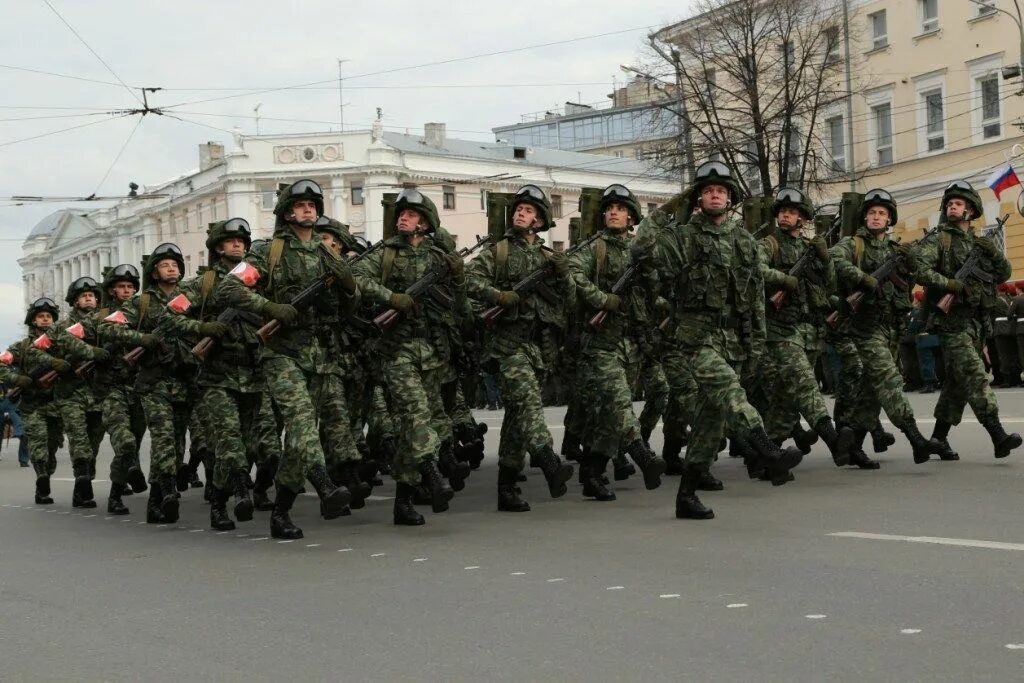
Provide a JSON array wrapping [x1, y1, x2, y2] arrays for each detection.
[[69, 276, 98, 291], [109, 264, 140, 281], [516, 185, 547, 202], [945, 180, 975, 193], [774, 188, 806, 204], [31, 297, 58, 310], [863, 189, 894, 204], [695, 161, 732, 181], [220, 217, 251, 237], [396, 188, 426, 205], [602, 184, 632, 200], [151, 243, 184, 260], [287, 179, 323, 199]]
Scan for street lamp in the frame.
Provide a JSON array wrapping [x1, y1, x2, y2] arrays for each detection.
[[968, 1, 1024, 80]]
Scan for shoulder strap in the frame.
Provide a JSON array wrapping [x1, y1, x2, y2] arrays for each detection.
[[200, 270, 217, 303], [267, 237, 285, 291], [494, 238, 510, 285], [853, 236, 865, 270], [381, 246, 398, 285], [939, 231, 952, 271], [594, 237, 607, 283], [137, 292, 151, 331], [764, 235, 779, 264]]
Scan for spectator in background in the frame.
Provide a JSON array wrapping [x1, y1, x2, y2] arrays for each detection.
[[0, 397, 27, 466], [909, 290, 940, 394]]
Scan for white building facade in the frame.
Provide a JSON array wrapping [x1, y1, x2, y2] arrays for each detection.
[[20, 123, 677, 306]]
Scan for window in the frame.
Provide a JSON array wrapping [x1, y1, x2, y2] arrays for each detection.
[[443, 185, 456, 210], [869, 11, 887, 49], [786, 129, 802, 183], [823, 26, 841, 64], [184, 208, 191, 232], [923, 89, 945, 151], [197, 202, 205, 226], [351, 183, 364, 206], [780, 42, 795, 74], [826, 115, 846, 173], [199, 250, 205, 264], [871, 102, 893, 166], [647, 202, 657, 214], [980, 74, 1001, 138], [551, 194, 563, 219], [185, 255, 192, 276], [480, 189, 488, 210], [976, 2, 996, 17], [920, 0, 938, 33], [704, 69, 717, 103], [613, 150, 624, 158], [744, 142, 762, 196]]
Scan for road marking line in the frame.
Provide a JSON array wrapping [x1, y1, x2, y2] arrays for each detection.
[[249, 537, 269, 541], [510, 572, 526, 576], [278, 540, 294, 544], [606, 586, 624, 591], [337, 548, 352, 552], [1005, 644, 1024, 649], [121, 519, 131, 522], [84, 514, 96, 518], [546, 578, 565, 583], [901, 629, 922, 634], [364, 495, 394, 501], [413, 557, 427, 562], [370, 553, 385, 557], [727, 603, 748, 609], [830, 531, 1024, 551], [464, 566, 479, 570], [806, 614, 827, 620], [306, 544, 321, 548], [104, 517, 112, 520], [659, 594, 680, 599], [189, 529, 204, 533]]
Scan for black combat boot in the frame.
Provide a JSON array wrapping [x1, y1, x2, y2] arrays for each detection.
[[497, 466, 530, 512], [454, 423, 485, 469], [270, 486, 303, 539], [418, 460, 454, 513], [847, 429, 880, 469], [159, 474, 180, 523], [560, 431, 583, 462], [870, 422, 897, 453], [675, 466, 714, 520], [790, 423, 819, 455], [345, 461, 371, 509], [307, 464, 351, 520], [898, 421, 941, 464], [72, 461, 97, 508], [581, 455, 616, 501], [232, 470, 254, 522], [393, 482, 425, 526], [814, 417, 854, 467], [612, 452, 636, 481], [695, 469, 724, 491], [625, 439, 667, 490], [930, 419, 960, 461], [126, 462, 147, 493], [533, 446, 573, 498], [980, 416, 1023, 459], [33, 461, 53, 505], [107, 482, 129, 515], [437, 440, 470, 492], [146, 481, 163, 524], [746, 428, 803, 486], [662, 433, 685, 475], [252, 457, 277, 511], [210, 488, 236, 531], [175, 464, 191, 493]]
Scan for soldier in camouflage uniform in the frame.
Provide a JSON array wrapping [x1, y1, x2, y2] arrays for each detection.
[[916, 180, 1022, 459], [757, 188, 855, 468], [4, 298, 107, 505], [569, 184, 666, 501], [353, 188, 464, 524], [466, 185, 575, 512], [829, 189, 942, 465], [84, 265, 149, 514], [216, 180, 357, 539], [63, 277, 107, 482], [639, 161, 803, 520]]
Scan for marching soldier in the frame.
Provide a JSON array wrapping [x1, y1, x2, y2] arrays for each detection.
[[64, 277, 108, 483], [916, 180, 1022, 459]]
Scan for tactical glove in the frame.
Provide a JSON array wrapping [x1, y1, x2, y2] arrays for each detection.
[[975, 236, 1000, 257], [445, 253, 466, 284], [388, 293, 415, 313], [547, 251, 570, 278], [861, 275, 879, 292], [324, 255, 357, 294], [781, 275, 800, 292], [495, 291, 520, 309], [91, 347, 110, 363], [897, 243, 917, 270], [199, 321, 230, 338], [811, 236, 830, 263], [602, 293, 622, 312], [50, 358, 70, 373], [140, 333, 159, 349], [946, 278, 965, 294], [262, 301, 299, 326], [14, 374, 33, 389]]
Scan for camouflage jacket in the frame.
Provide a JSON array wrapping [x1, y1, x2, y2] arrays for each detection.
[[639, 211, 765, 363], [80, 300, 140, 392], [215, 230, 360, 375], [915, 222, 1012, 333], [5, 328, 97, 406], [831, 228, 914, 335], [758, 228, 836, 343]]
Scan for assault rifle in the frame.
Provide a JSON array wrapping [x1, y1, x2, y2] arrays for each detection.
[[373, 234, 491, 333], [479, 232, 601, 328], [936, 213, 1008, 314], [588, 243, 657, 332], [256, 240, 385, 343], [191, 308, 265, 360], [768, 215, 842, 311]]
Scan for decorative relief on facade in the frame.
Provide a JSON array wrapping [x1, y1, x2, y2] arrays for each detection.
[[274, 144, 343, 165]]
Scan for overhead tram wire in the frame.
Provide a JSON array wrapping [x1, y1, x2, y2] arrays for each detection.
[[92, 116, 145, 195], [0, 63, 127, 88], [0, 112, 132, 148]]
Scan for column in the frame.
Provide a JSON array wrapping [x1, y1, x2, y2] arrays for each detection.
[[329, 175, 348, 225]]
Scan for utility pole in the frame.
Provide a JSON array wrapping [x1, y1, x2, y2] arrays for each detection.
[[337, 58, 350, 132], [842, 0, 856, 191], [253, 103, 262, 135]]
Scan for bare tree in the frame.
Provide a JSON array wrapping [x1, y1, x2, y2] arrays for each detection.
[[637, 0, 865, 197]]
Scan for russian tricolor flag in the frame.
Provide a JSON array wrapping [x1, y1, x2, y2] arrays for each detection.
[[986, 164, 1021, 200]]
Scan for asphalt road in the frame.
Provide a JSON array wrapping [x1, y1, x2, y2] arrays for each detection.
[[2, 391, 1024, 682]]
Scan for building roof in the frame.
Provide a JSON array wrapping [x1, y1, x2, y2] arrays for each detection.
[[26, 210, 99, 241], [380, 131, 657, 178]]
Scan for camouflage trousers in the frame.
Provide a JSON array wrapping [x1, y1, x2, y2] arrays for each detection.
[[562, 364, 586, 443], [201, 386, 261, 490], [847, 326, 914, 431], [445, 379, 476, 434], [638, 358, 669, 439], [830, 335, 863, 429], [261, 356, 331, 491], [139, 378, 190, 481], [23, 401, 63, 473], [319, 370, 361, 471], [366, 383, 396, 455], [761, 340, 830, 441], [662, 344, 763, 469], [577, 339, 642, 457], [383, 358, 447, 484], [935, 325, 1000, 425], [102, 385, 146, 486], [495, 350, 553, 471], [343, 362, 369, 451], [249, 393, 282, 467], [58, 394, 105, 469]]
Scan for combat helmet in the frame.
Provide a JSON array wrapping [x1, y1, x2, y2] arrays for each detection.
[[597, 184, 643, 229], [860, 188, 898, 226], [273, 179, 325, 228], [143, 243, 185, 284], [65, 276, 101, 307], [692, 160, 744, 205], [771, 187, 815, 222], [25, 297, 59, 327], [392, 188, 440, 234], [206, 217, 252, 265], [509, 184, 555, 231], [940, 180, 984, 221]]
